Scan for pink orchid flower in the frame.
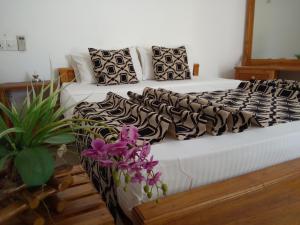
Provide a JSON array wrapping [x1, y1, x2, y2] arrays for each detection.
[[147, 172, 162, 186], [82, 139, 107, 159], [140, 142, 151, 159], [98, 159, 113, 167], [91, 139, 106, 151], [117, 161, 129, 170], [144, 156, 159, 173], [131, 172, 145, 183], [107, 141, 128, 157], [120, 125, 139, 145], [82, 125, 167, 199]]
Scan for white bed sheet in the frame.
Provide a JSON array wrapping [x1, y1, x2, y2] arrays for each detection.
[[60, 78, 300, 218]]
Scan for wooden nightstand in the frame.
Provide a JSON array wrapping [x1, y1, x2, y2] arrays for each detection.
[[0, 81, 51, 125], [235, 66, 278, 81]]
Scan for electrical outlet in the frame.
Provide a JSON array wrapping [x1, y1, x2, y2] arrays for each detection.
[[0, 40, 5, 50], [17, 35, 26, 51], [6, 39, 18, 51]]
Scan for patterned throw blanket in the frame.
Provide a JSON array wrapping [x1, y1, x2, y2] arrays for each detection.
[[73, 79, 300, 217], [74, 91, 171, 145], [128, 82, 300, 138]]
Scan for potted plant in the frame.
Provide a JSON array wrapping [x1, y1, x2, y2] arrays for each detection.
[[296, 54, 300, 60], [0, 81, 103, 189]]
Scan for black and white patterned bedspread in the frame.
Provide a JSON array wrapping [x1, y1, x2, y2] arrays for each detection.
[[188, 87, 300, 127]]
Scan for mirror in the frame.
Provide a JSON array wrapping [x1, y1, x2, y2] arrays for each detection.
[[242, 0, 300, 68], [252, 0, 300, 59]]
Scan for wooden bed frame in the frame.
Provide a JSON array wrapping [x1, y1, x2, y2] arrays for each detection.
[[132, 158, 300, 225], [58, 67, 300, 225]]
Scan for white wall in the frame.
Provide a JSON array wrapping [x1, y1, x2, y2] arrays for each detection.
[[0, 0, 246, 83], [253, 0, 300, 59]]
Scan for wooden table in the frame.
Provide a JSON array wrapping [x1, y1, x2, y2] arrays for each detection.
[[0, 81, 51, 107], [2, 165, 115, 225], [0, 81, 51, 125]]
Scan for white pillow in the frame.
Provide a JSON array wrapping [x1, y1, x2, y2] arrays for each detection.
[[138, 45, 194, 80], [128, 47, 143, 81], [137, 47, 154, 80], [70, 57, 81, 82], [71, 53, 96, 84], [71, 47, 143, 83]]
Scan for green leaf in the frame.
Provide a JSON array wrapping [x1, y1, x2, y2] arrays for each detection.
[[15, 147, 54, 187], [0, 155, 9, 171], [0, 102, 20, 126], [44, 133, 75, 144], [0, 146, 14, 171], [0, 146, 9, 158], [0, 115, 8, 132], [0, 127, 24, 139]]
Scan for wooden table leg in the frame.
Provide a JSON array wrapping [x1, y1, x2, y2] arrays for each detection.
[[0, 88, 11, 126]]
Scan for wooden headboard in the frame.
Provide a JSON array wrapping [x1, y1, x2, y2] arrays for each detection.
[[58, 68, 76, 83]]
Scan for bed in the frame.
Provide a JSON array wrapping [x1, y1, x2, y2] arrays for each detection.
[[59, 68, 300, 225]]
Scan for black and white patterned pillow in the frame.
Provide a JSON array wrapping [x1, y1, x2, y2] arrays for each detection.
[[152, 46, 191, 81], [89, 48, 139, 85]]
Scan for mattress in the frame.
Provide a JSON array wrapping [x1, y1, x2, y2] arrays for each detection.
[[60, 78, 300, 218]]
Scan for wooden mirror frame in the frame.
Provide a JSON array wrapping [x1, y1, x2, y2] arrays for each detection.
[[242, 0, 300, 69]]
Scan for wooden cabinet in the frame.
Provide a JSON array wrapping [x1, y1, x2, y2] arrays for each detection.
[[235, 66, 277, 81]]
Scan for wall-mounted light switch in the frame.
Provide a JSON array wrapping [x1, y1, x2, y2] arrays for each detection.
[[17, 35, 26, 51], [6, 39, 18, 51], [0, 40, 5, 50]]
